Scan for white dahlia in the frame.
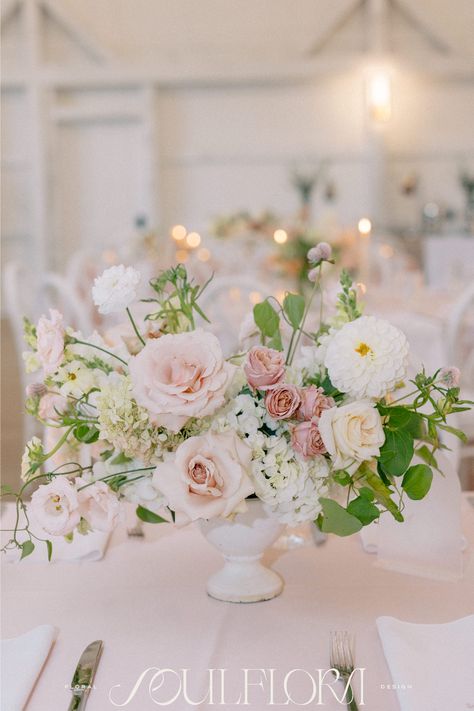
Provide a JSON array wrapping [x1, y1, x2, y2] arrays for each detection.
[[324, 316, 409, 399]]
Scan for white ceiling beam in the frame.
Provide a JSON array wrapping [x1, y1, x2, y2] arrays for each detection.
[[39, 0, 115, 64], [307, 0, 364, 56], [394, 0, 452, 56]]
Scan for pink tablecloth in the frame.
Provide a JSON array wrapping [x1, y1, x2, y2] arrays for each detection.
[[2, 497, 474, 711]]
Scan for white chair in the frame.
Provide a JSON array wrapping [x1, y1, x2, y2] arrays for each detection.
[[444, 282, 474, 464], [38, 271, 93, 336]]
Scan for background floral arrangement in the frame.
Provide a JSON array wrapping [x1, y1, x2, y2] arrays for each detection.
[[2, 245, 471, 559]]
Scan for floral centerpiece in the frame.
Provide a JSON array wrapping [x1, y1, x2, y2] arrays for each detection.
[[2, 246, 471, 599]]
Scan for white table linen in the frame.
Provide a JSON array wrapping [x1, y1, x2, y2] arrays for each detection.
[[1, 625, 57, 711], [376, 615, 474, 711], [2, 497, 474, 710]]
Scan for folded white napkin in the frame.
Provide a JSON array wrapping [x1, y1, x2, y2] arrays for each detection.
[[1, 503, 110, 562], [1, 625, 57, 711], [360, 450, 464, 581], [376, 615, 474, 711]]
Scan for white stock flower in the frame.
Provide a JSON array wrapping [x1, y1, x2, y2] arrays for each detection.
[[250, 435, 329, 525], [92, 265, 141, 315], [324, 316, 409, 399]]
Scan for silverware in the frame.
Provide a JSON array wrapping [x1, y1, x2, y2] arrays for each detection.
[[330, 631, 359, 711], [67, 640, 103, 711]]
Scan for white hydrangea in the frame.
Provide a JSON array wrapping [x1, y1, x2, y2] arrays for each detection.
[[324, 316, 409, 399], [92, 264, 141, 315], [96, 374, 164, 464], [250, 434, 329, 525], [23, 351, 41, 374]]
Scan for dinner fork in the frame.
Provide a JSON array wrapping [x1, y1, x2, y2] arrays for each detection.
[[330, 631, 359, 711]]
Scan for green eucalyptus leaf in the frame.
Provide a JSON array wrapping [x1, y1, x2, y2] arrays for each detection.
[[253, 300, 279, 338], [402, 464, 433, 500], [267, 330, 283, 351], [379, 429, 414, 477], [136, 505, 168, 524], [20, 540, 35, 560], [347, 496, 380, 525], [283, 293, 305, 329], [319, 498, 363, 536]]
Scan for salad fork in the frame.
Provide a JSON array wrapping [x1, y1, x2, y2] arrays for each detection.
[[330, 631, 359, 711]]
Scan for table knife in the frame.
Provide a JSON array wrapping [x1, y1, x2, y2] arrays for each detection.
[[67, 640, 103, 711]]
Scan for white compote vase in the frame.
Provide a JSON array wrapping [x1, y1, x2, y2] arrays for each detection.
[[199, 498, 285, 603]]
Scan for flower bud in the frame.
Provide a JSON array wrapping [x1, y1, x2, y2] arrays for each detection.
[[25, 383, 47, 398], [307, 242, 333, 265], [439, 366, 460, 388]]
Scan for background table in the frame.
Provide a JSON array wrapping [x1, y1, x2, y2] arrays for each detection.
[[2, 498, 474, 710]]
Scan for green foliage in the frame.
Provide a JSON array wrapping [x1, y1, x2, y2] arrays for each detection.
[[318, 498, 363, 536], [283, 293, 305, 330], [73, 423, 100, 444], [20, 540, 35, 560], [253, 300, 283, 350], [336, 270, 362, 322], [147, 265, 211, 333], [379, 429, 414, 477], [23, 317, 37, 349], [360, 464, 404, 522], [347, 494, 380, 525], [402, 464, 433, 500], [45, 540, 53, 562], [136, 505, 168, 524]]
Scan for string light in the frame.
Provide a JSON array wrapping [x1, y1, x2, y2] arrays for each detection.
[[358, 218, 372, 236], [186, 232, 201, 248], [197, 248, 211, 262], [171, 225, 187, 241], [273, 229, 288, 244]]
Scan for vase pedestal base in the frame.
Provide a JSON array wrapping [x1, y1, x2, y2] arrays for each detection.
[[206, 557, 283, 603]]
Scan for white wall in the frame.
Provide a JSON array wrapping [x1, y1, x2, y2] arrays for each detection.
[[1, 1, 474, 272]]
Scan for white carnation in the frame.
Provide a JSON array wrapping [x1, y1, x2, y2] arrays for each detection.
[[250, 435, 329, 525], [324, 316, 409, 399], [92, 265, 141, 315]]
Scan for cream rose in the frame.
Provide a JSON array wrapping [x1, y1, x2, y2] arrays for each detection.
[[318, 400, 385, 474], [153, 432, 254, 524], [129, 329, 234, 432]]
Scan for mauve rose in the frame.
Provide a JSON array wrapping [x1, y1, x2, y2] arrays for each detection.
[[29, 478, 81, 536], [153, 432, 254, 524], [129, 329, 234, 433], [244, 346, 285, 390], [36, 309, 65, 375], [298, 386, 335, 421], [265, 383, 301, 420], [292, 419, 327, 458]]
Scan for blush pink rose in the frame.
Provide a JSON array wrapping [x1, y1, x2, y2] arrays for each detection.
[[292, 419, 327, 458], [129, 329, 235, 433], [265, 383, 301, 420], [153, 432, 254, 524], [298, 386, 335, 421], [77, 479, 123, 532], [29, 477, 81, 536], [244, 346, 285, 390], [36, 309, 65, 375]]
